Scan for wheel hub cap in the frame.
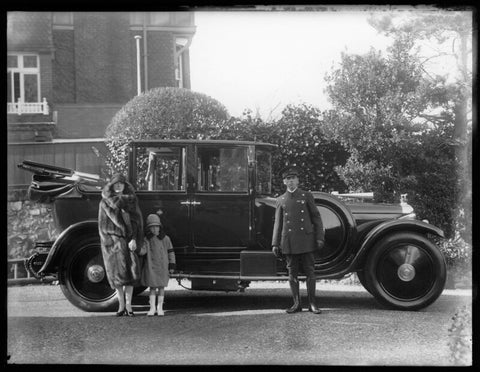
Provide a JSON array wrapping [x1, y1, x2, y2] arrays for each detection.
[[397, 263, 415, 282], [87, 265, 105, 283]]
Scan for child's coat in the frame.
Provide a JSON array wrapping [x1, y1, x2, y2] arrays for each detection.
[[139, 235, 176, 288]]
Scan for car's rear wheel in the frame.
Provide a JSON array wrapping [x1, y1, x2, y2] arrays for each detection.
[[59, 235, 146, 312], [364, 232, 446, 311]]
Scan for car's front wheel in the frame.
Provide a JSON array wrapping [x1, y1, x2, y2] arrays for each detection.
[[59, 235, 146, 312], [364, 232, 446, 311]]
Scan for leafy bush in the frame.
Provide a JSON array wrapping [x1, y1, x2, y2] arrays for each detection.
[[437, 232, 472, 272], [267, 104, 349, 194], [324, 43, 462, 238]]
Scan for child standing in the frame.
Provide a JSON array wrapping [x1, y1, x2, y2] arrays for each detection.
[[140, 212, 176, 316]]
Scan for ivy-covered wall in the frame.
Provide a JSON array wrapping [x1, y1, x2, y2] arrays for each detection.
[[7, 200, 59, 259]]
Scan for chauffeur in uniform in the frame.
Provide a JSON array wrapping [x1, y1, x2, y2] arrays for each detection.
[[272, 166, 325, 314]]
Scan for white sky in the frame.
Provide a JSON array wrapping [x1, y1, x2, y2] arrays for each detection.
[[189, 10, 393, 120]]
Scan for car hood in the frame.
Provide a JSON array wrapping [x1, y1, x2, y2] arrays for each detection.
[[347, 202, 413, 216], [255, 195, 414, 217]]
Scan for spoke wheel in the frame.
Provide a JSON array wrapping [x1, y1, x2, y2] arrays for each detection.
[[59, 236, 147, 312], [364, 232, 446, 311], [60, 236, 117, 312]]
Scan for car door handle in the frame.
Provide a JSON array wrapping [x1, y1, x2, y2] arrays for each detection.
[[180, 201, 201, 205]]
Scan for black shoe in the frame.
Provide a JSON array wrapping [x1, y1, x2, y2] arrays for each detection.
[[286, 305, 302, 314], [115, 309, 126, 317], [126, 311, 135, 317], [308, 305, 322, 314]]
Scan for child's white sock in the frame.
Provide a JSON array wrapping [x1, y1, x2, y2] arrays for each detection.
[[157, 295, 164, 316]]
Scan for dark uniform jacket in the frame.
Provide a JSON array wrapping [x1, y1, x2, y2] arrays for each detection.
[[272, 188, 324, 255]]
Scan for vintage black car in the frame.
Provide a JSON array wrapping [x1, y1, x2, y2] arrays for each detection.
[[19, 139, 447, 312]]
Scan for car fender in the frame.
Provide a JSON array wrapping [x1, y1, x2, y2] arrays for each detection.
[[38, 220, 99, 275], [349, 219, 445, 271]]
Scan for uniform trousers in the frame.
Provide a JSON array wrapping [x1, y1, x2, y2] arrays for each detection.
[[285, 251, 316, 282]]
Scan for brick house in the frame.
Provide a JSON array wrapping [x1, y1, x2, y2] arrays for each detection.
[[7, 11, 196, 141], [7, 11, 196, 189]]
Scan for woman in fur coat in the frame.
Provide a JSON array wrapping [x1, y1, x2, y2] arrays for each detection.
[[98, 173, 144, 316]]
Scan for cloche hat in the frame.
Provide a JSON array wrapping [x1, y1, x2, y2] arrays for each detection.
[[146, 214, 162, 228]]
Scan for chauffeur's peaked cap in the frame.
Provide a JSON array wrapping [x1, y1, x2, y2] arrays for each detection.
[[280, 165, 300, 179]]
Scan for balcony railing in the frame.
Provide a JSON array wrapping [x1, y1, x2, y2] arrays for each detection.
[[7, 98, 49, 115]]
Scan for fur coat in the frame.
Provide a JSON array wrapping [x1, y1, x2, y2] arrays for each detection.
[[98, 178, 144, 288]]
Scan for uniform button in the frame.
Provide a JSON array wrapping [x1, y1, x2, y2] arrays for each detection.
[[287, 221, 290, 223], [301, 218, 304, 221], [301, 227, 304, 230], [301, 210, 304, 213], [288, 229, 292, 232]]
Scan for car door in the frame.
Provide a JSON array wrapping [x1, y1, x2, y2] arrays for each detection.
[[133, 144, 191, 248], [191, 144, 252, 248]]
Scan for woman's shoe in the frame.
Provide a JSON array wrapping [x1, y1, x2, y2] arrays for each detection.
[[126, 311, 135, 317], [115, 309, 126, 317]]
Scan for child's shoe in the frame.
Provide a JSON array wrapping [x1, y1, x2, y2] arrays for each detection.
[[147, 308, 155, 316], [157, 309, 165, 316]]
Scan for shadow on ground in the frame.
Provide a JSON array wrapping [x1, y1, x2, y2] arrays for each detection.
[[132, 287, 381, 313]]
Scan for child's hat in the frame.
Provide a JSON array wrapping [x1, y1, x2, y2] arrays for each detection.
[[146, 214, 162, 228]]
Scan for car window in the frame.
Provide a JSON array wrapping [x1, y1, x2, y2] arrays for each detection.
[[256, 149, 272, 195], [135, 146, 186, 191], [197, 146, 247, 192]]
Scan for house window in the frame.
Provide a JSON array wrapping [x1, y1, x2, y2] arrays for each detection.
[[175, 50, 184, 88], [175, 37, 189, 88], [7, 54, 40, 104], [7, 53, 48, 115]]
